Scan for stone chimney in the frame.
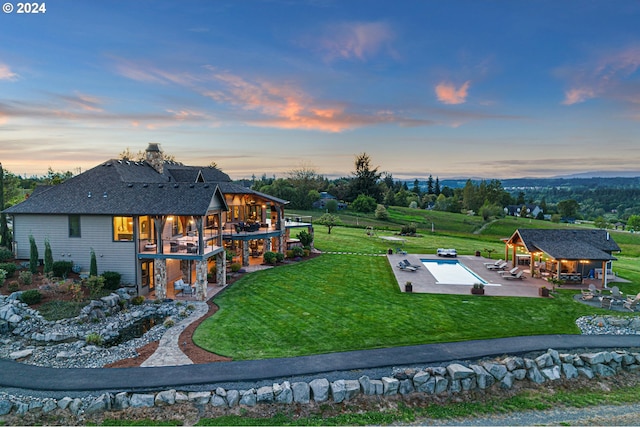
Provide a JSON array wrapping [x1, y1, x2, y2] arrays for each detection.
[[145, 143, 164, 173]]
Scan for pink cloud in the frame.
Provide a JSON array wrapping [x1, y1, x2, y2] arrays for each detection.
[[0, 63, 18, 81], [435, 81, 471, 105], [562, 88, 596, 105], [112, 58, 196, 86], [314, 21, 396, 62], [561, 45, 640, 106]]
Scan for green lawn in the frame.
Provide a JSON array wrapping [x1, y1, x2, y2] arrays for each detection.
[[194, 210, 640, 360], [194, 254, 606, 360]]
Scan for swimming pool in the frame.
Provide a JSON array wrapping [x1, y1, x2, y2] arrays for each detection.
[[420, 259, 497, 286]]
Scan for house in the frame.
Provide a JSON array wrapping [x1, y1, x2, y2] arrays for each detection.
[[3, 144, 311, 300], [312, 192, 347, 210], [504, 204, 543, 218], [504, 229, 620, 285]]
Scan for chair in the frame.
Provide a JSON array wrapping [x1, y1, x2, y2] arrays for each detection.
[[169, 241, 179, 253], [402, 259, 422, 269], [601, 296, 613, 309], [581, 288, 594, 300], [397, 262, 417, 272], [186, 242, 198, 253], [623, 293, 640, 312], [486, 261, 508, 270], [181, 284, 194, 296], [503, 270, 525, 280], [498, 267, 519, 277], [588, 283, 601, 296], [610, 286, 624, 303], [484, 259, 504, 267]]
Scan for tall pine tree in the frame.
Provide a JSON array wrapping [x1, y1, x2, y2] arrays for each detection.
[[0, 163, 11, 248]]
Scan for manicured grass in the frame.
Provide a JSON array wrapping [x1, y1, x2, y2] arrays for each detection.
[[194, 254, 600, 360]]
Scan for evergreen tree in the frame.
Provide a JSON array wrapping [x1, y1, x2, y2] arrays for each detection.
[[0, 163, 11, 248], [29, 235, 38, 274], [427, 175, 434, 195], [44, 238, 53, 275], [412, 179, 421, 196], [434, 177, 441, 196], [90, 249, 98, 277]]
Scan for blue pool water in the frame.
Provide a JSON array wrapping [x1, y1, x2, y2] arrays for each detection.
[[420, 259, 495, 286]]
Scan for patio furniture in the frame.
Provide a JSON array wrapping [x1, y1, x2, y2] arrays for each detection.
[[610, 286, 624, 303], [503, 270, 525, 280], [581, 288, 595, 300], [486, 261, 508, 270], [186, 242, 198, 253], [169, 241, 179, 253], [397, 262, 417, 272], [498, 267, 519, 277], [623, 293, 640, 312], [484, 259, 504, 267], [601, 296, 613, 309], [402, 259, 422, 269], [437, 248, 457, 257], [588, 283, 602, 296], [174, 279, 193, 296]]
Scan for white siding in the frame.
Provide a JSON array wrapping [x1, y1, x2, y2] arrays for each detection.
[[12, 214, 137, 284]]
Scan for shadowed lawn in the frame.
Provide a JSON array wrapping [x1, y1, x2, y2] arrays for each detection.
[[194, 255, 602, 360]]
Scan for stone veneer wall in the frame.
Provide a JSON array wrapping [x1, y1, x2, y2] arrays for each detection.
[[1, 347, 638, 419]]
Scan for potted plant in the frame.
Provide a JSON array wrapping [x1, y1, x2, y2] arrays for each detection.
[[539, 286, 550, 297], [471, 282, 485, 295], [405, 281, 413, 293]]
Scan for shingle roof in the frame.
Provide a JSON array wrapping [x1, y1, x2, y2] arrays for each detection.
[[512, 228, 620, 261], [3, 160, 231, 215]]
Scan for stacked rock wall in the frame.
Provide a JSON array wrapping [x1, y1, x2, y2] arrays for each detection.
[[1, 347, 639, 419]]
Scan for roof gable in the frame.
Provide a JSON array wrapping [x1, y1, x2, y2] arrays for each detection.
[[508, 228, 620, 261]]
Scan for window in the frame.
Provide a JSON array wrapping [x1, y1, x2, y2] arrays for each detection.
[[113, 216, 134, 241], [69, 215, 81, 237]]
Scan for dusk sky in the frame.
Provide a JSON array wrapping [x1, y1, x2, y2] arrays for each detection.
[[1, 0, 639, 180]]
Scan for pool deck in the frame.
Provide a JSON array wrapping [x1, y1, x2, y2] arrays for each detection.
[[389, 254, 572, 298]]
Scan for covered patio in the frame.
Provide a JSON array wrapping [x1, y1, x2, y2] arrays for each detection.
[[504, 229, 621, 287]]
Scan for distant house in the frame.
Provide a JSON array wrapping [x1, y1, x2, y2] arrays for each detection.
[[504, 228, 620, 285], [3, 144, 311, 300], [504, 204, 543, 218], [312, 192, 347, 210]]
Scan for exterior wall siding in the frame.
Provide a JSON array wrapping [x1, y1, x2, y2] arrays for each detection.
[[12, 214, 137, 284]]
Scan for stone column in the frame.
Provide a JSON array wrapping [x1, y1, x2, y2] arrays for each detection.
[[194, 259, 208, 301], [242, 241, 250, 266], [264, 237, 271, 252], [216, 251, 226, 287], [278, 234, 285, 254], [153, 259, 167, 300]]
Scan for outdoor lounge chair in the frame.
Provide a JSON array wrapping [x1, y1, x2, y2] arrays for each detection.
[[402, 259, 422, 269], [498, 267, 519, 277], [503, 270, 525, 280], [484, 259, 504, 268], [588, 283, 602, 296], [581, 288, 595, 300], [397, 262, 417, 272], [486, 261, 508, 270], [601, 296, 613, 309]]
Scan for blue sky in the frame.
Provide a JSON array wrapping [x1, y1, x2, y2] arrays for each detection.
[[1, 0, 639, 180]]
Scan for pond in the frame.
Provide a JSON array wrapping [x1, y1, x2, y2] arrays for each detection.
[[104, 315, 165, 346]]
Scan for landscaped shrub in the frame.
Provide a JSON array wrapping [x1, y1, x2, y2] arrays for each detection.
[[275, 252, 284, 263], [285, 250, 294, 258], [230, 262, 242, 273], [163, 317, 175, 328], [67, 282, 83, 302], [263, 251, 277, 264], [52, 261, 74, 278], [0, 269, 6, 287], [7, 282, 19, 292], [291, 246, 305, 257], [303, 249, 310, 257], [0, 247, 12, 262], [296, 230, 313, 247], [226, 251, 236, 262], [85, 332, 103, 346], [29, 235, 38, 274], [83, 275, 105, 300], [0, 263, 16, 277], [18, 270, 32, 285], [101, 271, 121, 290], [89, 249, 98, 277], [44, 238, 53, 275], [131, 295, 145, 305], [19, 289, 42, 305], [401, 224, 417, 235]]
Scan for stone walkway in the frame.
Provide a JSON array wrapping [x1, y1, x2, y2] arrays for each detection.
[[140, 301, 209, 367]]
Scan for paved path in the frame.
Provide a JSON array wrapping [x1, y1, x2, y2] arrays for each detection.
[[1, 335, 640, 392], [140, 301, 209, 367]]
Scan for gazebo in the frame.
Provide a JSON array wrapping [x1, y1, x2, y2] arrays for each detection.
[[504, 229, 620, 286]]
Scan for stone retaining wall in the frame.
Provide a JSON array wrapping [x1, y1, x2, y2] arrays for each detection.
[[1, 347, 639, 419]]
